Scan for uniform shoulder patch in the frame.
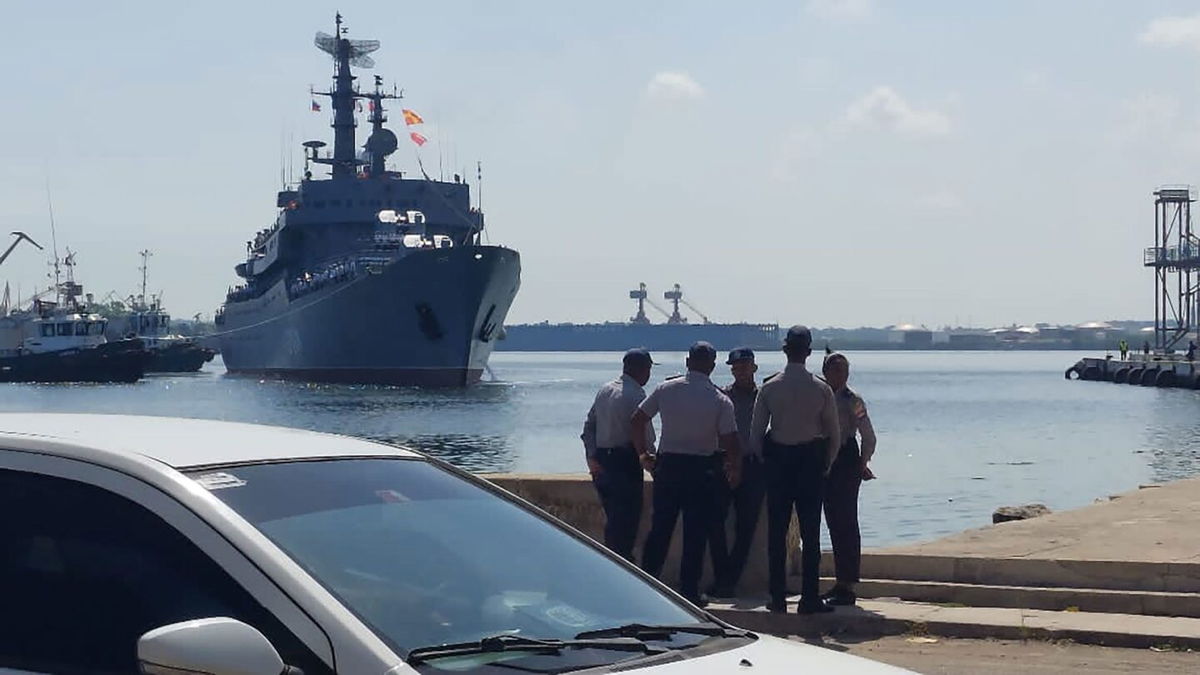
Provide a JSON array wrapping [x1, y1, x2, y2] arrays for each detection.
[[763, 371, 782, 382]]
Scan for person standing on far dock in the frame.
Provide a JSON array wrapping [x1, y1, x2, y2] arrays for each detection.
[[632, 341, 742, 607], [819, 352, 876, 607], [750, 325, 840, 614], [1119, 339, 1128, 360], [580, 348, 656, 561], [1144, 341, 1152, 356], [1188, 341, 1196, 361]]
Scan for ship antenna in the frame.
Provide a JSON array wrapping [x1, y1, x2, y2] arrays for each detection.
[[139, 249, 153, 306], [44, 178, 61, 300], [477, 160, 483, 213]]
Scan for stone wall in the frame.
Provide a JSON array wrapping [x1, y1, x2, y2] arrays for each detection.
[[484, 473, 793, 596]]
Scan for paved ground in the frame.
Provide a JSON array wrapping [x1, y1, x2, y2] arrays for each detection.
[[873, 476, 1200, 563], [795, 635, 1200, 674]]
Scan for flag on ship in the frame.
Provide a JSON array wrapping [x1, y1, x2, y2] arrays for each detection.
[[409, 132, 428, 146], [402, 109, 424, 125], [311, 100, 321, 112]]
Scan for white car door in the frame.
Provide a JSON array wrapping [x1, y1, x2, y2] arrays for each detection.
[[0, 450, 337, 674]]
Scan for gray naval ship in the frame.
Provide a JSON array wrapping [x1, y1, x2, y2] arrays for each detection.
[[216, 15, 520, 386]]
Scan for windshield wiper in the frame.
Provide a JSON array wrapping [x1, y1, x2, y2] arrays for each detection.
[[574, 622, 751, 641], [407, 633, 668, 664]]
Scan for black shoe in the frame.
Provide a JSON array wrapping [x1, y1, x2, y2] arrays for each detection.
[[826, 591, 857, 606], [766, 598, 787, 613], [798, 599, 835, 614], [707, 584, 736, 600]]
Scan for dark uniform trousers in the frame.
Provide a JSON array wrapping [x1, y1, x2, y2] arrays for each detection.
[[591, 446, 643, 561], [709, 455, 766, 590], [764, 435, 826, 603], [641, 453, 724, 600], [823, 437, 862, 584]]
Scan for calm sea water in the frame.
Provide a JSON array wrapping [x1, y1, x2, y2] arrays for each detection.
[[3, 350, 1197, 548]]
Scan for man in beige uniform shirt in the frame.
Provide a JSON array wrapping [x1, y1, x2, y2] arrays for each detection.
[[749, 325, 839, 613], [820, 351, 877, 606], [580, 348, 656, 561], [632, 341, 741, 606]]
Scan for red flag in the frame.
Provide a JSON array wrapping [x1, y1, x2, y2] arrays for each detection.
[[368, 100, 376, 112], [409, 132, 428, 147], [402, 109, 424, 125], [311, 100, 321, 112]]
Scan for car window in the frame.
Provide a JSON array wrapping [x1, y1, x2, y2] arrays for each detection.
[[194, 458, 705, 669], [0, 469, 332, 675]]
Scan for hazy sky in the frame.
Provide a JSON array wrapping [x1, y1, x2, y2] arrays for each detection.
[[4, 1, 1200, 327]]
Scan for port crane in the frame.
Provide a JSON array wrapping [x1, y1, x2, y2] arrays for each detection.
[[629, 282, 672, 324], [663, 283, 711, 325]]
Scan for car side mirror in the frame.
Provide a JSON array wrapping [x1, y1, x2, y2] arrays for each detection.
[[138, 617, 288, 675]]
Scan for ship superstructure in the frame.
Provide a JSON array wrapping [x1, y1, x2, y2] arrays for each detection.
[[216, 15, 520, 385]]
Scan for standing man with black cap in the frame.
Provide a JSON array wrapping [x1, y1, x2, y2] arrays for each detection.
[[708, 347, 766, 598], [581, 348, 656, 561], [632, 341, 742, 606], [750, 325, 840, 614]]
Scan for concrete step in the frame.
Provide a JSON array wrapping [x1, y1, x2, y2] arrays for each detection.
[[820, 552, 1200, 593], [710, 597, 1200, 650], [835, 577, 1200, 618]]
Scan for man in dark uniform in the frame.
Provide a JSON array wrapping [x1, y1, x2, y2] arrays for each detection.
[[632, 341, 741, 606], [707, 347, 765, 598], [820, 352, 877, 606], [580, 348, 656, 561], [750, 325, 839, 614]]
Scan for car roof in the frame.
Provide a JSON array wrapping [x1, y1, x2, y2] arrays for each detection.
[[0, 413, 419, 469]]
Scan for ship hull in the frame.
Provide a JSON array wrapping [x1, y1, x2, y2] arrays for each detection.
[[497, 322, 780, 352], [146, 341, 217, 373], [218, 246, 520, 386], [0, 339, 149, 384]]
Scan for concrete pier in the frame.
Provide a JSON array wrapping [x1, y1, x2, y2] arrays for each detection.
[[484, 472, 1200, 649]]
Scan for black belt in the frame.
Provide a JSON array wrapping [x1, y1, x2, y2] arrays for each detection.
[[765, 436, 826, 450]]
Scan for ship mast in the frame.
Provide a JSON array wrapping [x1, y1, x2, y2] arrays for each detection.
[[138, 249, 152, 308], [312, 14, 381, 179]]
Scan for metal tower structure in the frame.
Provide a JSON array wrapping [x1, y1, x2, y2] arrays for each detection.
[[664, 284, 687, 325], [629, 283, 650, 324], [1144, 185, 1200, 352]]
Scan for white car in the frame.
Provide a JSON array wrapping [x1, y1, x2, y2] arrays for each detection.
[[0, 414, 908, 674]]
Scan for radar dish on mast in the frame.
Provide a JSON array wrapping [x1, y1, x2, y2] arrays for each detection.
[[314, 31, 380, 69]]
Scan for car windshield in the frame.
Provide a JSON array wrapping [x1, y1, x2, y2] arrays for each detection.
[[191, 458, 712, 670]]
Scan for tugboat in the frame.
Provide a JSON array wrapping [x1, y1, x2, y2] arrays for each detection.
[[114, 250, 216, 373], [0, 242, 147, 384], [215, 14, 521, 386]]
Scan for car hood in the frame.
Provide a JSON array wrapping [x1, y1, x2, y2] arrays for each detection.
[[640, 633, 913, 673]]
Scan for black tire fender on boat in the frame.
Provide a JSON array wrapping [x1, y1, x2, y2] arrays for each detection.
[[1113, 368, 1130, 384], [1127, 368, 1144, 385], [1140, 368, 1159, 386], [1155, 369, 1177, 387], [1065, 364, 1081, 380]]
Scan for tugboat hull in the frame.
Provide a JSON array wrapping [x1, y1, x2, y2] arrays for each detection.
[[219, 246, 521, 386], [0, 339, 148, 384], [146, 341, 217, 373]]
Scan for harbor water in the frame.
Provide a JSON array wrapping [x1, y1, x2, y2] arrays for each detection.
[[6, 350, 1199, 548]]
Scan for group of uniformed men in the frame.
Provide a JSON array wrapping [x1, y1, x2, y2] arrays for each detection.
[[581, 325, 877, 613]]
